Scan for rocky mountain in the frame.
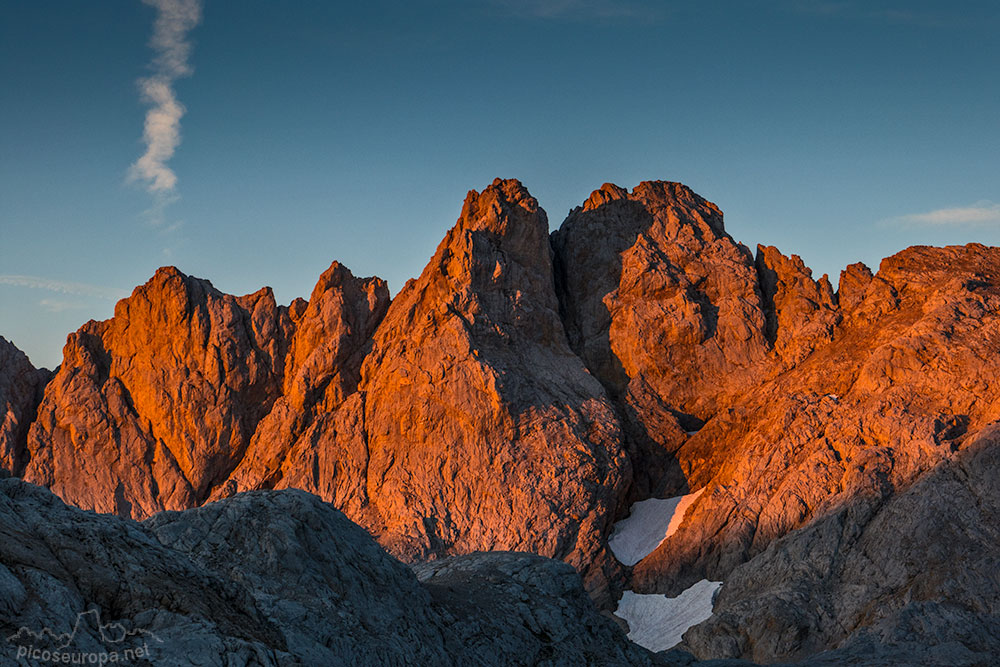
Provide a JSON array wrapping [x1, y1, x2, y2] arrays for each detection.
[[18, 262, 388, 520], [0, 337, 48, 475], [4, 178, 1000, 664], [14, 179, 630, 606]]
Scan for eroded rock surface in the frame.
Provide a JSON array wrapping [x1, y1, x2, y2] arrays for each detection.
[[552, 182, 771, 498], [22, 267, 294, 517], [683, 427, 1000, 665], [549, 184, 1000, 662], [0, 337, 48, 475], [210, 261, 389, 515], [21, 262, 388, 522], [1, 477, 289, 665], [17, 179, 630, 605], [355, 178, 629, 601], [1, 478, 664, 666]]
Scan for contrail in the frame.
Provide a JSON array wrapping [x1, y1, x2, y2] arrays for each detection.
[[128, 0, 202, 217]]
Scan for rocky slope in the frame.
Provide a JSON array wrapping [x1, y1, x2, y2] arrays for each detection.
[[5, 178, 1000, 663], [684, 425, 1000, 666], [552, 182, 772, 499], [623, 243, 1000, 569], [550, 183, 1000, 661], [628, 243, 1000, 663], [0, 476, 663, 666]]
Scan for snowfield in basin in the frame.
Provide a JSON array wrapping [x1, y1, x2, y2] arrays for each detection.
[[609, 488, 719, 652], [614, 580, 722, 653], [607, 489, 704, 566]]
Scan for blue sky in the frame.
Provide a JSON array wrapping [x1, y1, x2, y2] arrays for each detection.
[[2, 0, 998, 369]]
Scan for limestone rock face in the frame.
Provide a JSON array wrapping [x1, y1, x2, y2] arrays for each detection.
[[9, 178, 1000, 664], [1, 478, 663, 666], [549, 184, 1000, 661], [754, 244, 840, 366], [22, 267, 295, 517], [356, 178, 630, 601], [211, 261, 389, 513], [628, 244, 1000, 662], [0, 337, 48, 475], [836, 261, 874, 314], [15, 179, 629, 605], [413, 553, 665, 666], [553, 182, 769, 419], [146, 488, 455, 665], [0, 477, 288, 665], [21, 263, 387, 520], [552, 182, 770, 497]]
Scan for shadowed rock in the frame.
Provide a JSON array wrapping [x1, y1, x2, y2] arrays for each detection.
[[1, 478, 665, 666], [552, 182, 770, 499], [0, 336, 49, 475]]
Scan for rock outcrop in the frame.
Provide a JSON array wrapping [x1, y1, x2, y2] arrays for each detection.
[[551, 182, 770, 498], [1, 477, 663, 666], [21, 263, 388, 521], [684, 426, 1000, 666], [23, 267, 295, 517], [0, 337, 48, 475], [18, 179, 630, 604], [754, 244, 839, 366], [352, 178, 629, 600], [209, 260, 389, 515], [616, 244, 1000, 662], [549, 184, 1000, 661]]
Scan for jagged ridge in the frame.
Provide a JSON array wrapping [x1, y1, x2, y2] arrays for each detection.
[[4, 179, 1000, 663]]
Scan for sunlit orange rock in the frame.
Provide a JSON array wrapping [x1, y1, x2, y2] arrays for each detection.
[[24, 261, 393, 522], [552, 182, 771, 497], [754, 244, 840, 366], [353, 178, 629, 601], [23, 267, 296, 516], [631, 243, 1000, 602], [13, 178, 1000, 653], [0, 336, 49, 474], [211, 260, 389, 515], [19, 179, 631, 603]]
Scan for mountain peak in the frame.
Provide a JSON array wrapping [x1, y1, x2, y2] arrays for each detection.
[[458, 177, 545, 236]]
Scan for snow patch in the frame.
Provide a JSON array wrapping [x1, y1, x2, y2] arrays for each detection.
[[614, 579, 722, 653], [607, 489, 704, 566]]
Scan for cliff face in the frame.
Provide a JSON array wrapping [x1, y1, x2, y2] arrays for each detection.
[[7, 179, 1000, 663], [0, 336, 49, 475], [644, 244, 1000, 662], [684, 425, 1000, 665], [17, 179, 630, 603], [22, 261, 388, 522], [209, 260, 389, 516], [350, 179, 629, 599], [632, 243, 1000, 593], [552, 182, 772, 499], [23, 268, 295, 517]]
